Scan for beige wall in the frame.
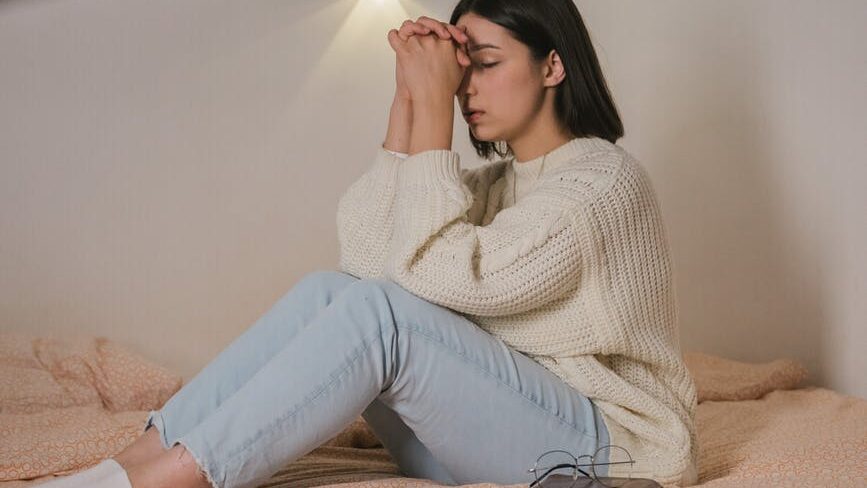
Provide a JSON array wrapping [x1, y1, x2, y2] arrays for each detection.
[[1, 0, 864, 398]]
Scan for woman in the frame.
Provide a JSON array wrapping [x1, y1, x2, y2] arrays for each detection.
[[38, 1, 697, 487]]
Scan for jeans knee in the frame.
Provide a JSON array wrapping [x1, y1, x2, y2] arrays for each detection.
[[340, 278, 414, 323]]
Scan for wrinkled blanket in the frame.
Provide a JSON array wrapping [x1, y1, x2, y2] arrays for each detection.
[[1, 333, 865, 487]]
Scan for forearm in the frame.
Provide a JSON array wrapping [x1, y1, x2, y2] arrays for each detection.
[[383, 95, 413, 153], [409, 96, 454, 155]]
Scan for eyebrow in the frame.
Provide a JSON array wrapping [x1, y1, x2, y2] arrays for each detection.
[[468, 43, 501, 52]]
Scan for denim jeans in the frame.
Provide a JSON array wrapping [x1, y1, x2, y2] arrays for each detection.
[[144, 270, 609, 488]]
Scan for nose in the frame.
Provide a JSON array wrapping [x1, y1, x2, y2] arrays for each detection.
[[458, 66, 477, 99]]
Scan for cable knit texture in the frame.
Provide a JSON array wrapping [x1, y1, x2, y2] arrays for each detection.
[[336, 136, 698, 486]]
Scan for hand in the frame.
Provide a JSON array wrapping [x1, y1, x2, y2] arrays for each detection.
[[389, 17, 471, 103], [393, 20, 430, 102], [397, 16, 470, 44]]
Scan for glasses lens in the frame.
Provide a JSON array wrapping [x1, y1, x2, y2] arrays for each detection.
[[533, 450, 582, 488], [591, 445, 634, 488]]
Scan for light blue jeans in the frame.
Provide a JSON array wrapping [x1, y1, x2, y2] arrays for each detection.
[[144, 270, 609, 488]]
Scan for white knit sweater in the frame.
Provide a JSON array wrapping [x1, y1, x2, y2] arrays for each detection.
[[336, 136, 698, 486]]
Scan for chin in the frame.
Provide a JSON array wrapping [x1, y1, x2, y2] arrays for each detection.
[[469, 127, 498, 143]]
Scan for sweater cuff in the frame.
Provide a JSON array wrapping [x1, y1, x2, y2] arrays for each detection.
[[377, 145, 405, 163], [398, 149, 461, 187], [383, 147, 408, 159], [368, 145, 403, 179]]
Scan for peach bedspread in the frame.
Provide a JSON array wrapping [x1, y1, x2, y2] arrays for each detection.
[[1, 332, 864, 487]]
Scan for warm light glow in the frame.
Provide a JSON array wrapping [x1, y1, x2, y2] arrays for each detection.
[[292, 0, 418, 92], [323, 0, 412, 59], [285, 0, 426, 113], [361, 0, 402, 9]]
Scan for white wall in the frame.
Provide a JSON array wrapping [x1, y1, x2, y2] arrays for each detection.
[[574, 0, 866, 399], [1, 0, 864, 398]]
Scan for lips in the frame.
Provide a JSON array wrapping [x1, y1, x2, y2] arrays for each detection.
[[463, 110, 485, 123]]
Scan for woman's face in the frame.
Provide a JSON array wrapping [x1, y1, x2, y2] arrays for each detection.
[[455, 13, 547, 143]]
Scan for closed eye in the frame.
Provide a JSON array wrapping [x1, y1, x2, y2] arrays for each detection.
[[477, 61, 499, 69]]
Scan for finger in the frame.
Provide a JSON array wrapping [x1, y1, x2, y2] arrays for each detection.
[[400, 20, 430, 37], [387, 29, 406, 53], [410, 22, 432, 37], [404, 34, 423, 53], [415, 16, 451, 40], [403, 19, 430, 33], [445, 23, 469, 43], [457, 25, 470, 42], [398, 25, 423, 41], [387, 29, 399, 50], [456, 45, 471, 67], [454, 41, 470, 67], [397, 23, 410, 41]]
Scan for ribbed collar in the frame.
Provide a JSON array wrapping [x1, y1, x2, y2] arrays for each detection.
[[502, 136, 615, 206], [510, 136, 614, 180]]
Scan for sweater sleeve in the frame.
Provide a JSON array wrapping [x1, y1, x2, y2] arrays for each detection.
[[336, 146, 401, 279], [336, 146, 493, 280], [383, 149, 583, 317]]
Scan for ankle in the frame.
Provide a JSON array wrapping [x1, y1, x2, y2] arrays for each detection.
[[114, 426, 166, 471], [171, 444, 214, 488], [125, 444, 212, 488]]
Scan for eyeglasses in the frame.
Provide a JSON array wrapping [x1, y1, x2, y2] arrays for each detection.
[[527, 445, 636, 488]]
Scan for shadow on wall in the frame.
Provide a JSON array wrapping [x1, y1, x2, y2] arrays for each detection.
[[630, 3, 827, 386], [0, 0, 353, 109]]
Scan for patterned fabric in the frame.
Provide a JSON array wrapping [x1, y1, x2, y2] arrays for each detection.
[[0, 332, 182, 481], [682, 351, 808, 402], [337, 138, 698, 484]]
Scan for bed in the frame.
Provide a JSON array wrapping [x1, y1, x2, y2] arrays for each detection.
[[1, 331, 864, 487]]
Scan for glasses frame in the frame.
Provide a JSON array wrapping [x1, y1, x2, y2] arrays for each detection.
[[526, 445, 636, 488]]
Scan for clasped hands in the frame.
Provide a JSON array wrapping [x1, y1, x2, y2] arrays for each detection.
[[387, 16, 472, 105]]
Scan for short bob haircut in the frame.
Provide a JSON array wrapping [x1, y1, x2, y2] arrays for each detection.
[[449, 0, 624, 161]]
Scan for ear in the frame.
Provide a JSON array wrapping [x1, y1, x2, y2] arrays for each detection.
[[542, 49, 566, 88]]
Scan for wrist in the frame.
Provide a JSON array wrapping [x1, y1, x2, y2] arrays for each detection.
[[411, 93, 454, 111], [390, 96, 413, 121], [385, 96, 413, 154], [393, 93, 413, 108], [408, 99, 454, 155]]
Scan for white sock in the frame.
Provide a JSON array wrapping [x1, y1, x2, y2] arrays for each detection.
[[93, 459, 133, 488], [37, 458, 132, 488]]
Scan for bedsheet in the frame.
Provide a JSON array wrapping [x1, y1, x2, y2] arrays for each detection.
[[1, 333, 864, 487]]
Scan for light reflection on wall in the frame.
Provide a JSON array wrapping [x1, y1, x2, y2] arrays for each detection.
[[294, 0, 422, 97]]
